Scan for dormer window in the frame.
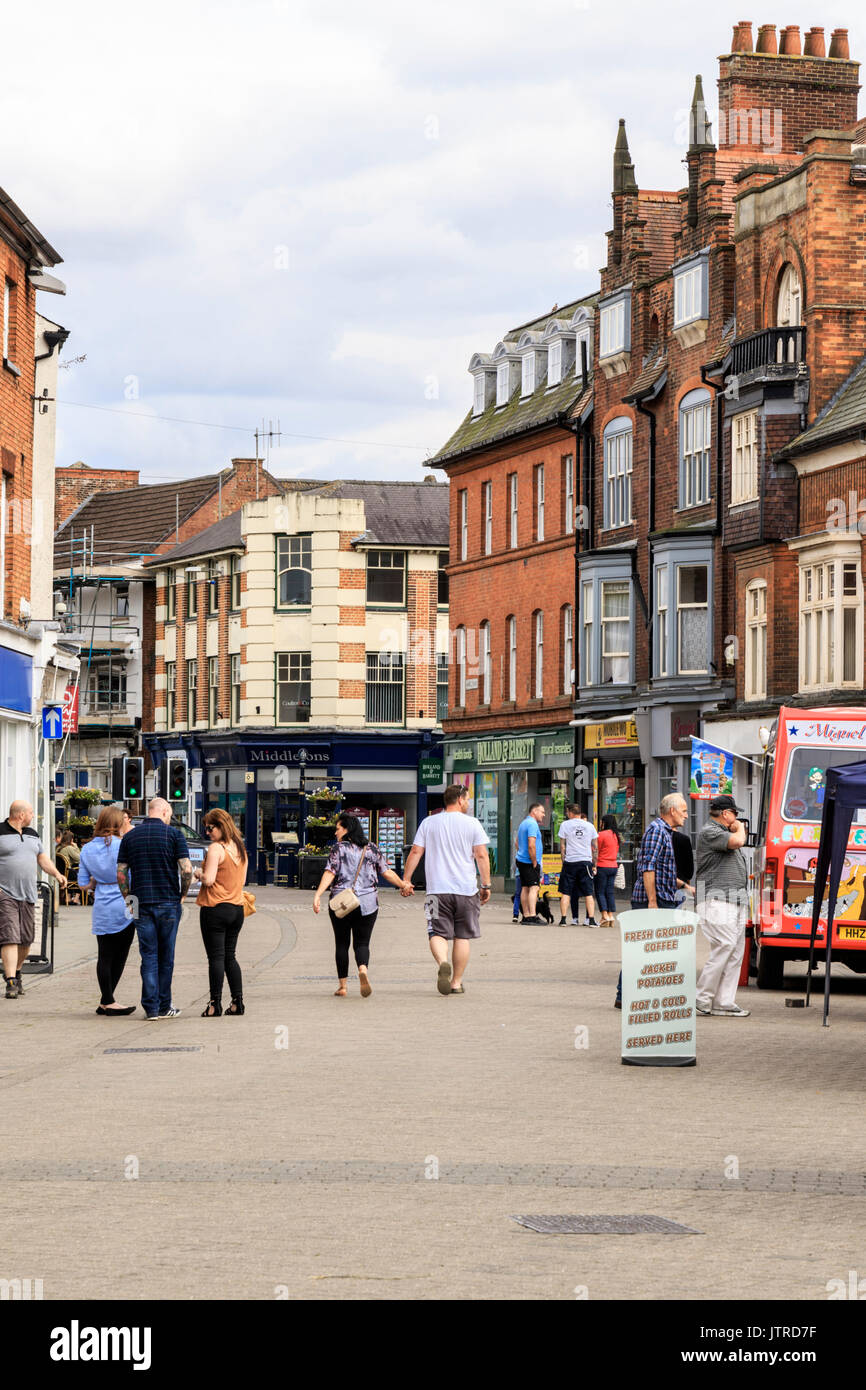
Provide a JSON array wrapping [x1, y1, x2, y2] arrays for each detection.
[[598, 292, 631, 378], [548, 341, 562, 387], [469, 354, 496, 415], [496, 362, 510, 406], [673, 253, 708, 347], [521, 354, 535, 396]]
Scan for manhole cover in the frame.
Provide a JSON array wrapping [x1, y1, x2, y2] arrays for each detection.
[[103, 1047, 203, 1054], [510, 1214, 701, 1235]]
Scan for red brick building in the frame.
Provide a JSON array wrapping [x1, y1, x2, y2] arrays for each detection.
[[431, 297, 594, 880]]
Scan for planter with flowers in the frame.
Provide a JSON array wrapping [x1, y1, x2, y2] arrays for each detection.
[[64, 787, 102, 816]]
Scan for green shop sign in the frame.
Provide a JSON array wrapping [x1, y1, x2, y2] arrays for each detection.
[[477, 736, 536, 766], [419, 756, 444, 786], [448, 728, 574, 772]]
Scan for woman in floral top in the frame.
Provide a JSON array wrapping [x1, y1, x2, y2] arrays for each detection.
[[313, 814, 412, 997]]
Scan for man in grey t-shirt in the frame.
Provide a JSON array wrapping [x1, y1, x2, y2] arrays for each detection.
[[695, 794, 750, 1018], [0, 801, 67, 999]]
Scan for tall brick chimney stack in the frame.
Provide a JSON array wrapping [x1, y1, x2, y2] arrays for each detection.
[[718, 20, 861, 159]]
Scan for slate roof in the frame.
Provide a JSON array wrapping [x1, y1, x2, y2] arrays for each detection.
[[778, 352, 866, 459], [305, 480, 449, 547], [624, 352, 667, 401], [147, 510, 245, 565], [54, 475, 224, 569], [430, 293, 597, 466]]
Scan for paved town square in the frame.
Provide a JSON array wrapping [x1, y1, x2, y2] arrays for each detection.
[[3, 888, 864, 1303]]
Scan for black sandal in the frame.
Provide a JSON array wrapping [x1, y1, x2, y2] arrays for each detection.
[[96, 1005, 136, 1015], [201, 999, 222, 1017], [225, 997, 244, 1015]]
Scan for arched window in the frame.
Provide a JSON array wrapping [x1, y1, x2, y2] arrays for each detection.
[[776, 263, 802, 328], [603, 417, 633, 530], [745, 581, 767, 701], [679, 387, 712, 508], [479, 621, 491, 705], [506, 615, 517, 701]]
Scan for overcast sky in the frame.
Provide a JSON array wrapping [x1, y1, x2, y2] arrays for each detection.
[[4, 1, 864, 485]]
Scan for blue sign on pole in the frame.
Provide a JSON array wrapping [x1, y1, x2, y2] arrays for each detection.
[[42, 706, 63, 740]]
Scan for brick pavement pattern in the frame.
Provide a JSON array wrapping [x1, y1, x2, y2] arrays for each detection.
[[3, 888, 864, 1301]]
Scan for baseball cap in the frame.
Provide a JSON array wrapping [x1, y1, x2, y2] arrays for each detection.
[[709, 794, 743, 815]]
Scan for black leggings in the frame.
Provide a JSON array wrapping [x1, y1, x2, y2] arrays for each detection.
[[328, 905, 377, 978], [200, 903, 244, 1001], [96, 925, 135, 1006]]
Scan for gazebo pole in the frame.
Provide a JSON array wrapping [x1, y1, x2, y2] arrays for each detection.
[[822, 931, 833, 1028]]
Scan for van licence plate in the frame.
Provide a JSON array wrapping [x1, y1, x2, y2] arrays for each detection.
[[838, 925, 866, 941]]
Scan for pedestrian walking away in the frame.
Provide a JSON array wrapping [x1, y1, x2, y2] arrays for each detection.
[[195, 808, 249, 1016], [0, 800, 67, 999], [514, 802, 546, 923], [313, 813, 411, 997], [402, 783, 491, 994], [594, 813, 620, 926], [694, 794, 751, 1018], [78, 806, 136, 1015], [557, 804, 598, 926], [615, 793, 692, 1008], [117, 797, 192, 1020]]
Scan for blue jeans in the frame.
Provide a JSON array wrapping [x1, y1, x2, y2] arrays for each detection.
[[594, 866, 617, 914], [136, 901, 182, 1016], [617, 898, 680, 1003]]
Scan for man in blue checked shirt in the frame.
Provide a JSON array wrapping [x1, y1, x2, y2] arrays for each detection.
[[615, 793, 693, 1008]]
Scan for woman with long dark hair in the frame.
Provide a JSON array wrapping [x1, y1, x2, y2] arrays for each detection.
[[313, 813, 410, 997], [78, 806, 136, 1014], [594, 813, 621, 926], [194, 808, 248, 1017]]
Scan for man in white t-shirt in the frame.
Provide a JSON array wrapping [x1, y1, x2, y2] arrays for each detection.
[[556, 804, 598, 927], [402, 784, 491, 996]]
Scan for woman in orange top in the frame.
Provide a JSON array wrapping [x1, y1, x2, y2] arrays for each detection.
[[194, 808, 248, 1016]]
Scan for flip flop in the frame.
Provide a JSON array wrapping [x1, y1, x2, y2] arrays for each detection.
[[359, 972, 372, 998], [450, 985, 465, 994], [334, 987, 347, 997], [437, 961, 453, 995]]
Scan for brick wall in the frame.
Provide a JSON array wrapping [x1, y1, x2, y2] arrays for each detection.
[[406, 567, 437, 721], [0, 239, 36, 623], [55, 464, 140, 527]]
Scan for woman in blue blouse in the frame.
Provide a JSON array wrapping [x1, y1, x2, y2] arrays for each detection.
[[78, 806, 136, 1015], [313, 813, 411, 997]]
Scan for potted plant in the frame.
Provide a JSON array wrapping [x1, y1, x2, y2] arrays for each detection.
[[64, 787, 102, 816], [66, 814, 96, 844]]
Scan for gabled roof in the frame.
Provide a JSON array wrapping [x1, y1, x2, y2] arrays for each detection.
[[0, 184, 62, 266], [779, 352, 866, 459], [54, 475, 225, 569], [305, 480, 449, 547], [146, 510, 245, 566]]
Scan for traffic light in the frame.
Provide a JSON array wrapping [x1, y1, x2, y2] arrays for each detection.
[[166, 755, 188, 803], [123, 756, 144, 801]]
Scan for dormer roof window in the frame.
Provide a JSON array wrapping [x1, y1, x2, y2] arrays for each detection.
[[517, 330, 548, 398], [542, 318, 576, 388], [571, 307, 594, 382], [492, 340, 521, 407], [598, 290, 631, 379], [672, 252, 709, 348], [469, 352, 496, 416]]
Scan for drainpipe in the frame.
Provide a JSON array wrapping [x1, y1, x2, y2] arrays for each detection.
[[633, 396, 656, 676]]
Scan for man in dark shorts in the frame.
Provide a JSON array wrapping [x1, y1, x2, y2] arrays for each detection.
[[0, 800, 67, 999], [402, 784, 491, 995]]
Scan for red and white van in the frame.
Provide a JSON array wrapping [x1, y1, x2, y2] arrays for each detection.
[[753, 707, 866, 988]]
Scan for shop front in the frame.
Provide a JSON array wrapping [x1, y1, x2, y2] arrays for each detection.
[[144, 730, 443, 883], [584, 718, 645, 891], [444, 727, 576, 890]]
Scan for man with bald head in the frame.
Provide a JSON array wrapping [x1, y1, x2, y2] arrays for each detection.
[[118, 796, 192, 1019], [0, 801, 67, 998]]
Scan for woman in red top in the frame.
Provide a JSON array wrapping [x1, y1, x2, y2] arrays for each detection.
[[594, 814, 620, 926]]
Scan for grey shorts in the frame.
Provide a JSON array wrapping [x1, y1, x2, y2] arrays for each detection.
[[425, 892, 481, 941], [0, 894, 36, 947]]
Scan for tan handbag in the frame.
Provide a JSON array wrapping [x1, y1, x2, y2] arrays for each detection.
[[242, 890, 256, 917], [329, 846, 367, 918]]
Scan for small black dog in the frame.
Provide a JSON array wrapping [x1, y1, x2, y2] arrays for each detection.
[[536, 891, 554, 924]]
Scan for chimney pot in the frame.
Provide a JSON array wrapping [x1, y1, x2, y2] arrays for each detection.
[[756, 24, 778, 54], [731, 20, 754, 52], [780, 25, 801, 56], [829, 28, 850, 60], [804, 26, 826, 57]]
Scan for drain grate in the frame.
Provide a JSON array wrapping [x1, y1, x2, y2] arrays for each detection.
[[510, 1214, 701, 1235], [103, 1046, 203, 1054]]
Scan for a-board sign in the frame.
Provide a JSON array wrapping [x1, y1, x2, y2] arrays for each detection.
[[619, 908, 698, 1067]]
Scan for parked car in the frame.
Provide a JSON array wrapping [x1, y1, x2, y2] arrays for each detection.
[[129, 816, 208, 898]]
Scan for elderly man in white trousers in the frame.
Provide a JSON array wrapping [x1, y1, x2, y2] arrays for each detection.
[[695, 794, 751, 1018]]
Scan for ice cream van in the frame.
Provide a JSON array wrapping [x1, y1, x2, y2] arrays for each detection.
[[753, 707, 866, 988]]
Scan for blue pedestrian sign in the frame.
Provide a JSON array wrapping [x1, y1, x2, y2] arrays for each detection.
[[42, 705, 63, 739]]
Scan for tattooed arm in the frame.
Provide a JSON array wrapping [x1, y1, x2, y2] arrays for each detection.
[[117, 861, 131, 895], [178, 857, 193, 898]]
